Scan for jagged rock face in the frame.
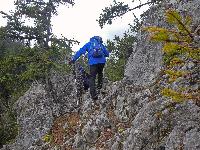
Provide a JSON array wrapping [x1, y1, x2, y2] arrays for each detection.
[[123, 100, 200, 150], [124, 31, 163, 86], [13, 84, 54, 150], [124, 8, 164, 86], [1, 74, 78, 150], [124, 0, 200, 86], [1, 0, 200, 150]]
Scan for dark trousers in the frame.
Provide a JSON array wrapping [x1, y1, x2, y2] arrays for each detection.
[[89, 63, 105, 99]]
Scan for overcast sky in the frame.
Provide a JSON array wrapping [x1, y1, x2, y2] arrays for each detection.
[[0, 0, 149, 50]]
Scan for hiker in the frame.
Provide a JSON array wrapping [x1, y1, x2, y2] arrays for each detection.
[[69, 36, 109, 101]]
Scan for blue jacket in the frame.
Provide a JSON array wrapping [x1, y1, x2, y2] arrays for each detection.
[[72, 37, 109, 65]]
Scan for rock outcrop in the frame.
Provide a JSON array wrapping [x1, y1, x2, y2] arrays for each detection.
[[1, 0, 200, 150]]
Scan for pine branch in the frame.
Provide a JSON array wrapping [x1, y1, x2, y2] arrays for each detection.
[[98, 0, 162, 28], [115, 1, 156, 18], [168, 11, 193, 39], [128, 1, 154, 12]]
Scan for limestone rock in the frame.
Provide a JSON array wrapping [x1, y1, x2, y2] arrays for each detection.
[[1, 0, 200, 150]]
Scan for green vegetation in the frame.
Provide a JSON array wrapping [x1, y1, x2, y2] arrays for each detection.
[[98, 0, 163, 28], [0, 0, 77, 146], [105, 32, 137, 81], [144, 9, 200, 102], [42, 133, 53, 143], [0, 110, 19, 146]]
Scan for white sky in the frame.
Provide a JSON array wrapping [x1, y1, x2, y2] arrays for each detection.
[[0, 0, 149, 50]]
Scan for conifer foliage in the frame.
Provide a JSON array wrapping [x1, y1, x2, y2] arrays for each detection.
[[105, 32, 137, 81], [144, 9, 200, 103], [98, 0, 163, 28], [0, 0, 77, 146]]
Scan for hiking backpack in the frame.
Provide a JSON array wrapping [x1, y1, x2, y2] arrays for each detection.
[[89, 36, 104, 58]]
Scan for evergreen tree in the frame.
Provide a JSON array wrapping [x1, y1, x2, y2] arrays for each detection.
[[105, 30, 137, 81], [0, 0, 78, 146], [98, 0, 163, 28]]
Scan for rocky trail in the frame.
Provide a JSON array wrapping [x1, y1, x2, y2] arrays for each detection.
[[1, 0, 200, 149]]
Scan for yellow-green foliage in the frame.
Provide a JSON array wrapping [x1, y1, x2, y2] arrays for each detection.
[[118, 127, 125, 133], [165, 70, 186, 83], [166, 10, 192, 35], [161, 88, 186, 103], [169, 57, 184, 67], [42, 134, 53, 143], [146, 27, 170, 41], [144, 9, 200, 102]]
